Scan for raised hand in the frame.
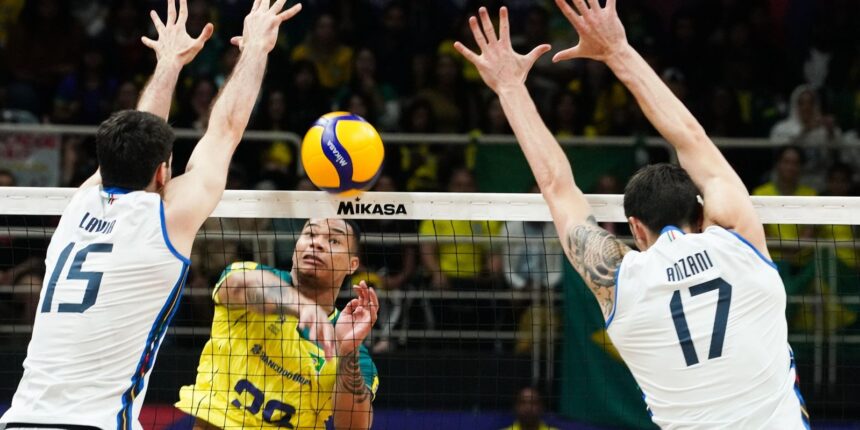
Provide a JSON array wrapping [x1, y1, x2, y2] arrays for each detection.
[[453, 7, 550, 93], [297, 302, 335, 360], [232, 0, 302, 53], [141, 0, 214, 65], [335, 281, 379, 355], [552, 0, 628, 63]]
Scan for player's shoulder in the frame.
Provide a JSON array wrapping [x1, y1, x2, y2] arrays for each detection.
[[218, 261, 292, 283]]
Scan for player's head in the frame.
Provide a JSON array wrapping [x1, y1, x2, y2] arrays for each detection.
[[96, 110, 174, 191], [292, 218, 361, 291], [624, 163, 702, 250]]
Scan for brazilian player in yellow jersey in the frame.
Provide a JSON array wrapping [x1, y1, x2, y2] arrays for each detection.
[[176, 218, 380, 429]]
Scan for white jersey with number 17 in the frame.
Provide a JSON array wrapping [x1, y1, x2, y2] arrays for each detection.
[[607, 225, 808, 429], [0, 186, 190, 430]]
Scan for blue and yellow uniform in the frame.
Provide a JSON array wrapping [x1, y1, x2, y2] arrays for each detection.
[[176, 262, 378, 429]]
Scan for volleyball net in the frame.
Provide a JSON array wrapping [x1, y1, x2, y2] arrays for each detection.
[[0, 188, 858, 428]]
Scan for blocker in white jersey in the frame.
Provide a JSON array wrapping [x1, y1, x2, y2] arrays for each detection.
[[1, 186, 189, 430], [609, 225, 808, 429], [1, 1, 303, 428], [455, 1, 811, 427]]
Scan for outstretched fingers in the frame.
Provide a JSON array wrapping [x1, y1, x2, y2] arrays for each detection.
[[453, 42, 481, 65], [197, 23, 214, 44], [527, 44, 552, 64], [555, 0, 585, 27], [177, 0, 188, 25], [468, 16, 488, 50], [478, 7, 497, 44], [271, 0, 288, 13], [141, 36, 157, 50], [278, 3, 302, 21], [498, 7, 511, 45], [553, 45, 582, 63], [149, 10, 166, 34], [167, 0, 177, 25]]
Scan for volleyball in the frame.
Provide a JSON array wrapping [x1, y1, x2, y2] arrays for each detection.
[[301, 112, 384, 197]]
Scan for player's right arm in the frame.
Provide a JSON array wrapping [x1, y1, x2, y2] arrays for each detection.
[[215, 262, 335, 358], [552, 0, 768, 258], [163, 1, 302, 256], [454, 7, 630, 320]]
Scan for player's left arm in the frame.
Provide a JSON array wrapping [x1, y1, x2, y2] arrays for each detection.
[[78, 0, 213, 190], [454, 7, 630, 320], [215, 262, 336, 358], [332, 282, 379, 429]]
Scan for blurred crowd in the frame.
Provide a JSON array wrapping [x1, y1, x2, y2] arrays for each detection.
[[0, 0, 859, 190], [1, 0, 860, 352]]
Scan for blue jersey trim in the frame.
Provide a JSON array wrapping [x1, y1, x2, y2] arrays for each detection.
[[160, 201, 191, 265], [605, 256, 623, 328], [116, 263, 189, 429], [103, 186, 131, 195], [660, 225, 685, 236], [728, 230, 777, 270]]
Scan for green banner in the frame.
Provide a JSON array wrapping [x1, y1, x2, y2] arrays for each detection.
[[559, 262, 657, 429]]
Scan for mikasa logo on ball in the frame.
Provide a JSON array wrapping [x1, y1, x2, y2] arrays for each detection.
[[337, 201, 407, 216], [325, 140, 349, 167]]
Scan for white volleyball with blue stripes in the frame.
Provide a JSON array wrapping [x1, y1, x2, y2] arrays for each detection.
[[301, 111, 384, 197]]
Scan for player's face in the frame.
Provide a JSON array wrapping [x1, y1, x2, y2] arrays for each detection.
[[293, 219, 358, 286]]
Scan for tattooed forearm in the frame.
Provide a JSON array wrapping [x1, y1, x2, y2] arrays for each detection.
[[337, 350, 371, 403], [566, 216, 629, 318]]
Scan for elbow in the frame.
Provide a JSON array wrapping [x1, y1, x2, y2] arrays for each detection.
[[537, 163, 575, 199]]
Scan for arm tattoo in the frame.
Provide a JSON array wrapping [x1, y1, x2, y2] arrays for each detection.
[[337, 350, 371, 404], [566, 216, 629, 319]]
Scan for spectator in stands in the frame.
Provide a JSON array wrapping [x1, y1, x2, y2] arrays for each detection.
[[416, 53, 479, 133], [182, 0, 224, 79], [499, 386, 559, 430], [338, 91, 377, 125], [248, 90, 298, 188], [770, 85, 842, 188], [701, 86, 747, 137], [291, 13, 353, 90], [394, 98, 442, 192], [504, 184, 563, 354], [333, 47, 400, 130], [480, 95, 512, 135], [176, 77, 216, 131], [104, 0, 149, 82], [419, 167, 502, 328], [0, 169, 15, 187], [549, 90, 586, 137], [53, 41, 118, 124], [112, 80, 140, 112], [284, 60, 330, 132], [370, 2, 413, 93], [6, 0, 83, 117], [752, 146, 816, 265], [818, 163, 858, 270], [351, 174, 418, 353]]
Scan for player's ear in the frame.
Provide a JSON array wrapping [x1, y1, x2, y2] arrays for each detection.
[[154, 162, 169, 191], [348, 256, 359, 274], [628, 216, 648, 251]]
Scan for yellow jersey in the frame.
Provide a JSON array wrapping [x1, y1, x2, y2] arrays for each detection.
[[418, 220, 502, 278], [176, 262, 378, 429]]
